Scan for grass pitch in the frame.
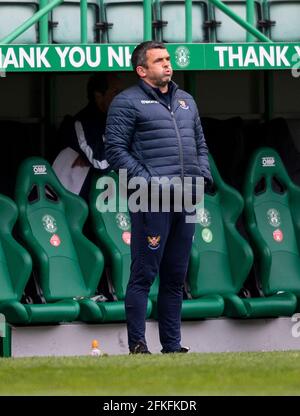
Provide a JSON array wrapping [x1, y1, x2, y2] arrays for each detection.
[[1, 351, 300, 395]]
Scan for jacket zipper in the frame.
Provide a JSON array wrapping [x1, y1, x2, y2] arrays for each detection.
[[169, 105, 184, 183], [141, 83, 185, 182]]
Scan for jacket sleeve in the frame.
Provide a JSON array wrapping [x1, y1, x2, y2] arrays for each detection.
[[105, 95, 151, 182], [195, 112, 213, 184]]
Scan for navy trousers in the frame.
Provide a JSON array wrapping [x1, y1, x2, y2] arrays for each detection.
[[125, 210, 195, 352]]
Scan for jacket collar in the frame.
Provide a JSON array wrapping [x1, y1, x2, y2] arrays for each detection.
[[138, 79, 178, 107]]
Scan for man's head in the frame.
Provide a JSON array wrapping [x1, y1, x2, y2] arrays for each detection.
[[87, 72, 123, 113], [131, 41, 173, 91]]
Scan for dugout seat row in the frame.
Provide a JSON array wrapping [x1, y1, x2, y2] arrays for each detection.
[[88, 146, 300, 319], [186, 149, 298, 318], [90, 146, 300, 319], [0, 157, 105, 324], [1, 0, 299, 44], [0, 156, 154, 325], [1, 147, 300, 325]]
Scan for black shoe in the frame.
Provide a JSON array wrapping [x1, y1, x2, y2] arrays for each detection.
[[130, 341, 151, 354], [161, 346, 190, 354]]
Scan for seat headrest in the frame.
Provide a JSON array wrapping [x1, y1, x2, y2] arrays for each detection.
[[15, 157, 88, 228], [16, 157, 62, 192], [246, 147, 291, 187]]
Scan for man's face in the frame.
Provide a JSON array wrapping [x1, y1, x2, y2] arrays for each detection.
[[137, 48, 173, 89]]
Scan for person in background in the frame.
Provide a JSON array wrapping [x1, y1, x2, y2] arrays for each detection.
[[53, 72, 123, 200]]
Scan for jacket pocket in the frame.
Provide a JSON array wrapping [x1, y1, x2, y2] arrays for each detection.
[[135, 152, 158, 179]]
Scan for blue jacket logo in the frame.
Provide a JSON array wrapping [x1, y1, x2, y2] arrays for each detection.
[[178, 99, 189, 110]]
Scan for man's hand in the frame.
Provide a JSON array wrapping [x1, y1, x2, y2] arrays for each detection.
[[204, 177, 214, 193], [71, 155, 90, 168]]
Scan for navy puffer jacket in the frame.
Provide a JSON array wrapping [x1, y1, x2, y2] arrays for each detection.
[[105, 80, 212, 186]]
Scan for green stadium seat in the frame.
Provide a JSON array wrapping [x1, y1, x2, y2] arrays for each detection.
[[266, 0, 300, 41], [184, 155, 248, 319], [89, 171, 154, 322], [243, 147, 300, 315], [0, 195, 33, 324], [213, 0, 263, 42], [0, 0, 38, 43], [102, 0, 153, 43], [156, 0, 209, 43], [15, 157, 105, 323], [51, 0, 100, 43]]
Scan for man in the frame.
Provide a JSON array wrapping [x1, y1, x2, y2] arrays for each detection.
[[105, 41, 212, 354], [53, 72, 123, 200]]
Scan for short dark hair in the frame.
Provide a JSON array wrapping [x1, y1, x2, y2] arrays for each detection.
[[131, 41, 166, 71], [87, 72, 110, 102]]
